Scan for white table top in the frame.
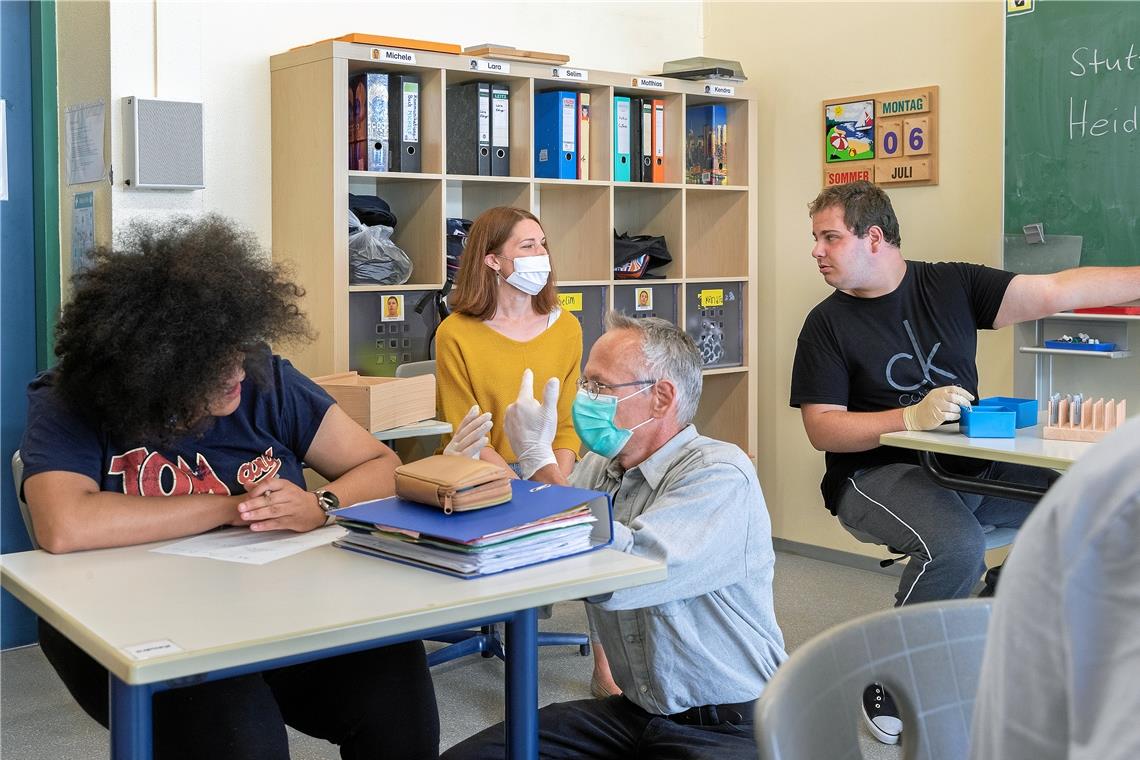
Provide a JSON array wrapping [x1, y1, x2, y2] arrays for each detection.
[[0, 542, 664, 685], [373, 418, 452, 441], [880, 423, 1092, 471]]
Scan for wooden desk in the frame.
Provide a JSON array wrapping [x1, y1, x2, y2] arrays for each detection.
[[880, 423, 1091, 501], [1, 542, 664, 760]]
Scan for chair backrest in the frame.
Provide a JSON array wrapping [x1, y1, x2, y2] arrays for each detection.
[[393, 360, 441, 462], [395, 360, 436, 379], [755, 598, 992, 760], [10, 451, 41, 550]]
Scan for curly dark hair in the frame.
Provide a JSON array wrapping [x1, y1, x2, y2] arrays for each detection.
[[54, 214, 313, 444]]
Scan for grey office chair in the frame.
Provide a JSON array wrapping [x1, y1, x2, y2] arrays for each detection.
[[394, 360, 591, 667], [11, 451, 41, 549], [854, 524, 1017, 594], [755, 598, 992, 760], [393, 359, 437, 380]]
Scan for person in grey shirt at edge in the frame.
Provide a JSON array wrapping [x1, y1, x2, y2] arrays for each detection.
[[442, 312, 786, 760], [970, 413, 1140, 760]]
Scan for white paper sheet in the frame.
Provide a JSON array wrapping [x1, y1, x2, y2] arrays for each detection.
[[152, 525, 346, 565], [65, 101, 105, 185]]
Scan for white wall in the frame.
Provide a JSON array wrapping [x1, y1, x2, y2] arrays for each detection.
[[97, 1, 702, 247], [703, 1, 1010, 556]]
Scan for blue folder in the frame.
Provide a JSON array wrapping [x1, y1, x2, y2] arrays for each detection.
[[534, 90, 579, 179], [331, 480, 614, 578], [614, 96, 632, 182]]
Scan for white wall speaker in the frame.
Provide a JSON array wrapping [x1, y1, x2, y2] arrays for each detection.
[[122, 96, 204, 190]]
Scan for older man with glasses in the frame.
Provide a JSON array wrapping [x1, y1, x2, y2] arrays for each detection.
[[442, 311, 787, 760]]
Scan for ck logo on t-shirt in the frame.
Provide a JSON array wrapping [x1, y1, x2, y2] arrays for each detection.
[[885, 319, 957, 401], [109, 448, 231, 496]]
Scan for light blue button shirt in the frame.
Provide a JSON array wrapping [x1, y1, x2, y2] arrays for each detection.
[[571, 424, 787, 715], [971, 415, 1140, 760]]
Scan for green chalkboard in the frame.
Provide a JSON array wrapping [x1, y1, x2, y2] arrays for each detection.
[[1005, 1, 1139, 268]]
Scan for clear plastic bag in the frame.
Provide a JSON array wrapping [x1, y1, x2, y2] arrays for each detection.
[[348, 210, 413, 285]]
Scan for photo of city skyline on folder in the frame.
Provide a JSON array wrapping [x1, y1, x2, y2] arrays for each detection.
[[331, 480, 613, 578]]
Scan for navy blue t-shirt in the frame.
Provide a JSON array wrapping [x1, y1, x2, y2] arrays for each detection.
[[20, 355, 334, 498], [789, 261, 1015, 513]]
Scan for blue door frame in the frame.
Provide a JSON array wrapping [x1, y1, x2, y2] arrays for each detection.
[[2, 0, 59, 649]]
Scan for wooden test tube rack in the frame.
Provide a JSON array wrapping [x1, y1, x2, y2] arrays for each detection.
[[1043, 397, 1127, 442]]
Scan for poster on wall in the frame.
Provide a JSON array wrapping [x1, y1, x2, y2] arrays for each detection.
[[824, 100, 875, 163], [71, 192, 95, 274]]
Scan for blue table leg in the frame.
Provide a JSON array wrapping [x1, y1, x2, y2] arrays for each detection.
[[110, 677, 153, 759], [504, 607, 539, 759]]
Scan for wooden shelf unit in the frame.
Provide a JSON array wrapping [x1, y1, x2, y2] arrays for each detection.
[[271, 40, 758, 455]]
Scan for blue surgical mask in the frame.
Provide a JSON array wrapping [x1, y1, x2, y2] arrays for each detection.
[[571, 386, 655, 458]]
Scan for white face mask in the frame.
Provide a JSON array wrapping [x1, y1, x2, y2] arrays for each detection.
[[500, 254, 551, 296]]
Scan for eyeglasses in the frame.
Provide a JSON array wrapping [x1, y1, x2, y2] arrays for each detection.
[[576, 377, 657, 400]]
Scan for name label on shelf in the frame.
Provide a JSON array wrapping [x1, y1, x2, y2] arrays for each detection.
[[698, 289, 725, 308], [703, 83, 735, 96], [370, 48, 417, 65], [552, 67, 589, 81], [470, 58, 511, 74], [632, 76, 666, 90], [557, 292, 583, 312]]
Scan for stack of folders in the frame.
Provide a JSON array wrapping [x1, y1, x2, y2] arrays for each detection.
[[331, 480, 614, 579], [534, 90, 593, 180], [685, 104, 727, 185], [447, 81, 511, 176], [349, 71, 422, 172], [612, 96, 666, 183]]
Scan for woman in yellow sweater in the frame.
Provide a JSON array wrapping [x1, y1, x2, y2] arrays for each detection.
[[437, 208, 621, 699], [437, 206, 581, 477]]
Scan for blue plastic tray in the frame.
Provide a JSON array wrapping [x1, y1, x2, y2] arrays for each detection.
[[1043, 340, 1116, 352], [959, 405, 1015, 438], [977, 396, 1037, 428]]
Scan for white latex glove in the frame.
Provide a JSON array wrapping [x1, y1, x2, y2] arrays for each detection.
[[505, 369, 559, 479], [903, 385, 976, 431], [443, 404, 493, 459]]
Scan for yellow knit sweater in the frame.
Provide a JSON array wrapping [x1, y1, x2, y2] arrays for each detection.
[[435, 311, 582, 463]]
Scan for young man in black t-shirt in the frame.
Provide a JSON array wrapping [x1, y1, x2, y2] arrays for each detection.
[[789, 180, 1140, 744]]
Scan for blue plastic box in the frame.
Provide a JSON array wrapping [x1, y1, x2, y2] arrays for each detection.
[[959, 405, 1016, 438], [977, 396, 1037, 428]]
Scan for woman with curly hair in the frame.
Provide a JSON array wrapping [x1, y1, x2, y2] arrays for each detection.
[[19, 214, 439, 759]]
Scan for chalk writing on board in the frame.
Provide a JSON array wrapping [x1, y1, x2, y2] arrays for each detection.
[[1067, 44, 1139, 140]]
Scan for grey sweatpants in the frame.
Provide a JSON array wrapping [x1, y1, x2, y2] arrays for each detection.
[[835, 461, 1057, 606]]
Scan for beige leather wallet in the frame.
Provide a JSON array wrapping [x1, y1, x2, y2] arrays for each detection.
[[394, 455, 512, 514]]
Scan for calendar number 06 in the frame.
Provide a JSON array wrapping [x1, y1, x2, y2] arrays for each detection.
[[908, 127, 925, 151]]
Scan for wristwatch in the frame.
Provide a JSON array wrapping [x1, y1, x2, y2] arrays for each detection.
[[314, 489, 340, 514]]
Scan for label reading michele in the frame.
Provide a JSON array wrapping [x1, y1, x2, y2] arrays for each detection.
[[370, 48, 417, 65]]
